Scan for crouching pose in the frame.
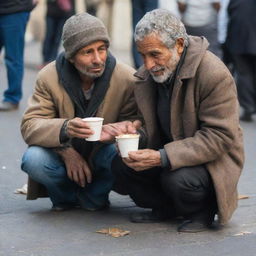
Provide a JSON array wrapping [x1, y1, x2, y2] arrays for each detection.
[[111, 9, 244, 232], [21, 13, 141, 211]]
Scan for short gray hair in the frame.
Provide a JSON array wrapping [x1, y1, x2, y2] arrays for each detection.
[[134, 9, 189, 49]]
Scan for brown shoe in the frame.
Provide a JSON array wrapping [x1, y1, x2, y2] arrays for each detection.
[[0, 101, 19, 111]]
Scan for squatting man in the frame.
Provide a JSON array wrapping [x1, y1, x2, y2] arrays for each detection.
[[20, 13, 142, 211], [111, 9, 244, 233]]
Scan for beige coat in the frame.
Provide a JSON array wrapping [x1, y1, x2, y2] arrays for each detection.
[[21, 60, 138, 199], [134, 36, 244, 225]]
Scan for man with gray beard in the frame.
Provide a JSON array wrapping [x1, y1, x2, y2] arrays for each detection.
[[20, 13, 141, 212], [111, 9, 244, 233]]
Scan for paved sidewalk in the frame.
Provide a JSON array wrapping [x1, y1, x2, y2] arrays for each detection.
[[0, 36, 256, 256]]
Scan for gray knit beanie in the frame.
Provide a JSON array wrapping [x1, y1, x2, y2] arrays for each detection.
[[62, 12, 110, 59]]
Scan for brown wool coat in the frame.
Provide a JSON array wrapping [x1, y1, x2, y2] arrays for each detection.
[[21, 60, 138, 200], [134, 36, 244, 225]]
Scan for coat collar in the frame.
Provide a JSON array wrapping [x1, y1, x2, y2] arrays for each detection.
[[56, 51, 116, 118], [178, 36, 209, 79]]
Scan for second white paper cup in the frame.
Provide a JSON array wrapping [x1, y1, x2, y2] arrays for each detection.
[[115, 134, 140, 158], [83, 117, 104, 141]]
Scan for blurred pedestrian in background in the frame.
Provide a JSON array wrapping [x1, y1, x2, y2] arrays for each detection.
[[0, 0, 37, 111], [177, 0, 221, 57], [40, 0, 75, 69], [130, 0, 158, 69], [218, 0, 235, 74], [85, 0, 100, 16], [225, 0, 256, 122], [158, 0, 180, 18]]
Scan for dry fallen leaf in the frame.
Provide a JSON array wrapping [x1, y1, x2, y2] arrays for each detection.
[[14, 184, 28, 195], [96, 228, 130, 238], [233, 231, 252, 236], [238, 195, 249, 200]]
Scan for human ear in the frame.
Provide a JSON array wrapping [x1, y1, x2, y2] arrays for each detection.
[[176, 38, 185, 56]]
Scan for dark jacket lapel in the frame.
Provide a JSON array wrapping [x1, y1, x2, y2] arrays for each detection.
[[134, 68, 161, 148], [56, 52, 87, 117]]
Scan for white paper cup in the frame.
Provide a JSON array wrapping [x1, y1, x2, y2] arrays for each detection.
[[115, 134, 140, 158], [83, 117, 104, 141]]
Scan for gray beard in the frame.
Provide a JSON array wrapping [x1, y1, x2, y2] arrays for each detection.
[[150, 69, 173, 83], [150, 48, 180, 83], [78, 66, 105, 78]]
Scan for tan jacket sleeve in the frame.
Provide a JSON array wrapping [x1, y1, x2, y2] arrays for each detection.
[[21, 76, 68, 147]]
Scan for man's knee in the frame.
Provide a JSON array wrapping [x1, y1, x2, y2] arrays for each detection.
[[21, 146, 65, 180], [21, 146, 46, 173], [161, 166, 213, 198]]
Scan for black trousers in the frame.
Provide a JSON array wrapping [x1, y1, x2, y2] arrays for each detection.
[[112, 156, 217, 218], [232, 54, 256, 114]]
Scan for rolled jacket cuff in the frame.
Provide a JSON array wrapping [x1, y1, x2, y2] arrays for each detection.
[[159, 148, 171, 169], [59, 119, 70, 144]]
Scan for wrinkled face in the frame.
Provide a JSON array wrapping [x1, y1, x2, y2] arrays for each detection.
[[136, 34, 184, 83], [70, 41, 108, 79]]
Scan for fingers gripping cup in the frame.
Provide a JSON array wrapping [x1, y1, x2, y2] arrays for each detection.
[[115, 134, 140, 158], [83, 117, 104, 141]]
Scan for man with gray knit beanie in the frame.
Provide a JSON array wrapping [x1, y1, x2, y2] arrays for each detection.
[[20, 12, 142, 212], [62, 12, 110, 59]]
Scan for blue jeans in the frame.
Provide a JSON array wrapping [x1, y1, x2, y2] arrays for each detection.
[[131, 0, 158, 69], [0, 12, 30, 104], [21, 144, 117, 210]]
